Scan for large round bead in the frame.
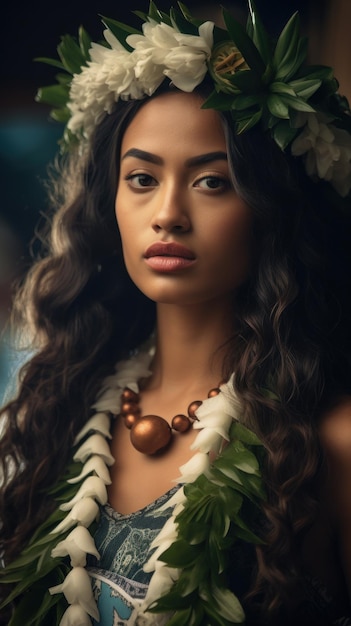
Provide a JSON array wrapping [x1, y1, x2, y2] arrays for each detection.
[[130, 415, 172, 455], [172, 414, 191, 433]]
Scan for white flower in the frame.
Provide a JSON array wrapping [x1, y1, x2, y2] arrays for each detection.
[[144, 512, 181, 573], [68, 38, 137, 139], [127, 20, 213, 93], [93, 346, 154, 413], [67, 19, 214, 141], [175, 451, 210, 483], [139, 561, 178, 621], [51, 526, 100, 567], [73, 433, 115, 465], [291, 112, 351, 197], [59, 603, 92, 626], [49, 566, 99, 620], [50, 497, 100, 535], [60, 476, 108, 512], [74, 412, 112, 445], [68, 454, 112, 485]]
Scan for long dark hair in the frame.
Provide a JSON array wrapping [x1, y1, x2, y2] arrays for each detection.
[[0, 89, 350, 617]]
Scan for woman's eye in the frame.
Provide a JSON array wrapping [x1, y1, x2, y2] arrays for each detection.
[[195, 176, 228, 190], [126, 173, 156, 188]]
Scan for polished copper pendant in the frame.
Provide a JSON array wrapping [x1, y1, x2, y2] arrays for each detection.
[[130, 415, 172, 455]]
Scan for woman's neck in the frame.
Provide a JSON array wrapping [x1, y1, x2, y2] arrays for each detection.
[[147, 300, 235, 394]]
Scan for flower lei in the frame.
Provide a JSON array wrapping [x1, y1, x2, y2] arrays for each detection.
[[0, 342, 265, 626], [35, 1, 351, 201]]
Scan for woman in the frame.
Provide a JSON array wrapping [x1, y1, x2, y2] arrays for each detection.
[[1, 2, 351, 625]]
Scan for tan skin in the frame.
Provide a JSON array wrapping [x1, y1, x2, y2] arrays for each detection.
[[108, 90, 351, 606], [109, 91, 252, 515]]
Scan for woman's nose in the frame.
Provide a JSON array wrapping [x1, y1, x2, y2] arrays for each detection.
[[151, 188, 191, 234]]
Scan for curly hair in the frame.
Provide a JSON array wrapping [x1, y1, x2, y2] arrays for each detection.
[[0, 90, 350, 618]]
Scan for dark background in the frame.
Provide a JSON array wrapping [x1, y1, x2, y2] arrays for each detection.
[[0, 0, 324, 256]]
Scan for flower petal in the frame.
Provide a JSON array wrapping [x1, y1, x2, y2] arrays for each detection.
[[68, 454, 112, 485], [73, 434, 115, 466], [59, 603, 92, 626], [51, 526, 100, 567], [74, 413, 112, 445], [60, 476, 108, 511], [49, 567, 99, 620], [176, 451, 210, 483], [50, 497, 100, 535]]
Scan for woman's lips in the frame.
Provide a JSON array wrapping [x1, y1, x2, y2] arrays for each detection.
[[144, 242, 196, 272]]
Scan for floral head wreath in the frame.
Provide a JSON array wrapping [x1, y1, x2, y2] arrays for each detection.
[[36, 0, 351, 201]]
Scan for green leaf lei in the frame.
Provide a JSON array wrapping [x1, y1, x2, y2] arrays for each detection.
[[147, 422, 265, 625], [0, 419, 265, 625]]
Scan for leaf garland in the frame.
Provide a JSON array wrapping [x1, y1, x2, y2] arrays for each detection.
[[0, 419, 266, 626], [147, 421, 266, 625], [0, 458, 90, 625]]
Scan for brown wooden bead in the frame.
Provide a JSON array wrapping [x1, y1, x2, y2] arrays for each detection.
[[122, 388, 139, 402], [130, 415, 172, 455], [208, 387, 221, 397], [124, 413, 139, 429], [121, 401, 140, 416], [187, 400, 202, 418], [172, 414, 191, 433]]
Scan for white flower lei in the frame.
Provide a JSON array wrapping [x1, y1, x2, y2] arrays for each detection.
[[47, 341, 243, 625]]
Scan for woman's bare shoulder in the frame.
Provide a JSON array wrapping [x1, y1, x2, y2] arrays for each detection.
[[319, 395, 351, 457]]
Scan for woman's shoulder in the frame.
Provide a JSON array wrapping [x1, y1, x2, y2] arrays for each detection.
[[319, 394, 351, 457]]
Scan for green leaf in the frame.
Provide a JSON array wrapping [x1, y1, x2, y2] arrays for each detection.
[[34, 57, 66, 71], [276, 36, 308, 82], [35, 85, 69, 107], [165, 606, 195, 626], [229, 421, 263, 446], [101, 17, 141, 51], [79, 26, 92, 59], [159, 540, 201, 568], [247, 0, 272, 66], [270, 81, 296, 96], [280, 93, 315, 113], [288, 78, 321, 99], [148, 0, 164, 21], [8, 590, 58, 626], [1, 558, 66, 606], [206, 585, 245, 622], [267, 94, 289, 118], [169, 6, 199, 35], [273, 11, 300, 74], [222, 9, 266, 77], [271, 120, 298, 150], [177, 2, 204, 28], [235, 110, 262, 133], [57, 34, 88, 74], [202, 90, 238, 111], [225, 69, 262, 92]]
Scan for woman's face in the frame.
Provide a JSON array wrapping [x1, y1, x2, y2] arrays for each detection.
[[115, 91, 252, 307]]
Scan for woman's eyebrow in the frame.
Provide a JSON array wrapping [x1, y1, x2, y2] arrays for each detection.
[[185, 151, 228, 167], [121, 148, 228, 167], [121, 148, 162, 164]]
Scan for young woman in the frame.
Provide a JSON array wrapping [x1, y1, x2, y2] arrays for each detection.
[[1, 3, 351, 625]]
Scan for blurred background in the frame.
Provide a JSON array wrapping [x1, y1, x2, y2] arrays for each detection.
[[0, 0, 350, 403]]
